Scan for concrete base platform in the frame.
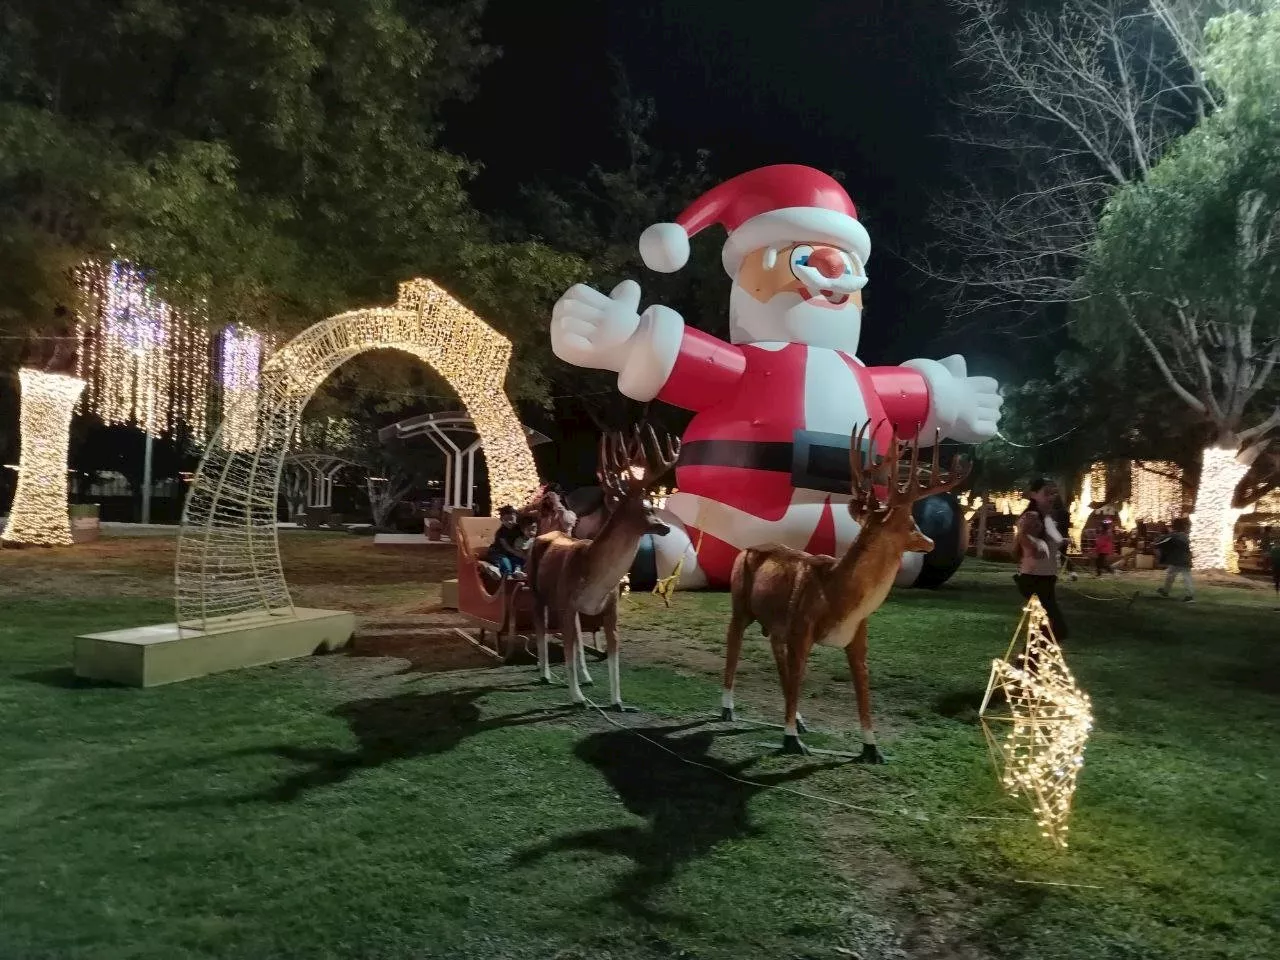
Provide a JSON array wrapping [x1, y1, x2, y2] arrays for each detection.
[[74, 608, 356, 687], [441, 578, 459, 609]]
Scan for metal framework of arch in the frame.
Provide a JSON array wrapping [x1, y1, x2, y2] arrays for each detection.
[[174, 278, 539, 631], [378, 410, 551, 511]]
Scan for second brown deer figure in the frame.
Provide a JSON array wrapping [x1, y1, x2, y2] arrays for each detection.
[[529, 425, 680, 710], [720, 421, 970, 761]]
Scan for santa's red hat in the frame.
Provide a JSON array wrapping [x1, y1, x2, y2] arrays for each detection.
[[638, 164, 871, 276]]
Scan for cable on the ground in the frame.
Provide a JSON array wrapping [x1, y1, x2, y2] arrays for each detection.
[[578, 689, 1027, 824], [995, 425, 1081, 448]]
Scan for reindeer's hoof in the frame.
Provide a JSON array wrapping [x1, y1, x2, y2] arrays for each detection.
[[569, 699, 588, 710], [779, 735, 811, 756], [537, 675, 552, 686], [796, 716, 810, 735], [609, 702, 638, 714], [580, 675, 594, 686], [719, 707, 736, 722], [854, 743, 886, 765]]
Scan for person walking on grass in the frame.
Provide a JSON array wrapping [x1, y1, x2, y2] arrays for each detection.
[[1093, 522, 1116, 577], [1155, 517, 1195, 604], [1014, 477, 1069, 642]]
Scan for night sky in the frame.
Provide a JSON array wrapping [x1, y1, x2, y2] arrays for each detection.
[[444, 0, 1023, 380]]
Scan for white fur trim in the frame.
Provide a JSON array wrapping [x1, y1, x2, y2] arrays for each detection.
[[640, 222, 690, 273], [722, 207, 871, 276], [617, 305, 684, 402]]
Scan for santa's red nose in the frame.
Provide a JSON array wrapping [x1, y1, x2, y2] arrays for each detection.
[[807, 247, 846, 280]]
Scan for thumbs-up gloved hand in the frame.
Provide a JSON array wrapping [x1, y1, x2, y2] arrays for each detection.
[[551, 279, 645, 373]]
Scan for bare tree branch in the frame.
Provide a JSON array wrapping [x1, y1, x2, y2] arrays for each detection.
[[923, 0, 1215, 311]]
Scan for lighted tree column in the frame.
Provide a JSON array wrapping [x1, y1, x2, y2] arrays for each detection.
[[2, 369, 86, 547], [1190, 446, 1249, 573]]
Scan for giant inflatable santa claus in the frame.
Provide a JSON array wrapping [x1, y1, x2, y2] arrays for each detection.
[[551, 164, 1002, 589]]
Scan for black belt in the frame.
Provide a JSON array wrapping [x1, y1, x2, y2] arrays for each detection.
[[677, 431, 861, 496]]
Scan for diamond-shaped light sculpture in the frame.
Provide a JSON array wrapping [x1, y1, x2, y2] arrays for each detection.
[[980, 596, 1093, 848]]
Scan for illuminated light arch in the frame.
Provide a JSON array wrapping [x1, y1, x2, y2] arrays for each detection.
[[175, 278, 539, 630]]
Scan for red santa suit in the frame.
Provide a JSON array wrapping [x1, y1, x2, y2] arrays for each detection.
[[633, 328, 932, 587], [551, 164, 1001, 589]]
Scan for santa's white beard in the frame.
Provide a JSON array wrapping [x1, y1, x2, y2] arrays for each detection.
[[728, 284, 862, 352]]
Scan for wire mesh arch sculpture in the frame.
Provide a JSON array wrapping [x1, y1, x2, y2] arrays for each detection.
[[175, 278, 540, 631]]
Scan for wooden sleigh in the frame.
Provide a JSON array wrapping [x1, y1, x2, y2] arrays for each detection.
[[453, 516, 608, 663]]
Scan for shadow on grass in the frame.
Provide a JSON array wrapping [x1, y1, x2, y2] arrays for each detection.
[[12, 667, 119, 689], [933, 688, 986, 723], [513, 720, 847, 925], [157, 684, 570, 806]]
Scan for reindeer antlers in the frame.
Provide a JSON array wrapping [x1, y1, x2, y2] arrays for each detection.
[[596, 422, 682, 502], [849, 420, 972, 511]]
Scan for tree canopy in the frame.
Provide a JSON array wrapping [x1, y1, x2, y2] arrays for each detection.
[[1082, 1, 1280, 459], [0, 0, 589, 409]]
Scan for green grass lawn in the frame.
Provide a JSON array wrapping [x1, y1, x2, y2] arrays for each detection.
[[1, 541, 1277, 959]]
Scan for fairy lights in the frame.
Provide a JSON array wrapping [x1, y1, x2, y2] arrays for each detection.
[[1, 370, 86, 547], [74, 259, 210, 439], [1068, 471, 1096, 552], [1088, 462, 1109, 505], [980, 595, 1093, 849], [381, 277, 538, 511], [176, 277, 539, 630], [216, 324, 273, 452], [1131, 461, 1184, 524], [989, 491, 1021, 515], [1190, 446, 1248, 573], [1116, 501, 1135, 532]]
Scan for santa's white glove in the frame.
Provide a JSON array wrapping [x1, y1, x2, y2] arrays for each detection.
[[551, 280, 643, 373], [901, 354, 1002, 444]]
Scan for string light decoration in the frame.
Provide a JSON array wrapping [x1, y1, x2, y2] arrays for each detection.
[[2, 370, 86, 547], [980, 595, 1093, 849], [1068, 471, 1097, 552], [957, 492, 982, 518], [1088, 462, 1109, 505], [74, 259, 210, 439], [175, 277, 539, 630], [989, 491, 1021, 516], [1131, 461, 1184, 524], [215, 324, 275, 452], [1248, 488, 1280, 514], [1190, 446, 1248, 573], [1116, 501, 1136, 532]]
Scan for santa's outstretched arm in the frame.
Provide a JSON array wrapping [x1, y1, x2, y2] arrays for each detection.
[[866, 355, 1002, 445], [618, 307, 746, 412]]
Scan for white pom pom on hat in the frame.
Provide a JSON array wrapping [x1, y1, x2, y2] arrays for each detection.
[[639, 222, 690, 274]]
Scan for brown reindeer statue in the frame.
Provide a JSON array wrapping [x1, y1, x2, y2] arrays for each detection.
[[720, 420, 970, 762], [528, 425, 680, 710]]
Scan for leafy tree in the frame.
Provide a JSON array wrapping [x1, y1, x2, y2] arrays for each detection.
[[925, 0, 1252, 315], [0, 0, 502, 332], [0, 0, 597, 481], [1082, 1, 1280, 492], [508, 85, 721, 432]]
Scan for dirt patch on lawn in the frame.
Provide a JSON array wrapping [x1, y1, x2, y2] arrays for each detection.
[[349, 611, 500, 676], [821, 820, 993, 960], [0, 534, 456, 609]]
